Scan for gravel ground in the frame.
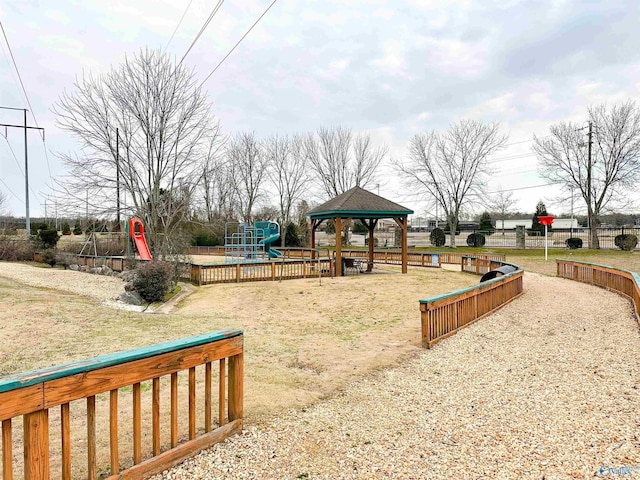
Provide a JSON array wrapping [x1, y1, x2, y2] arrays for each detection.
[[155, 273, 640, 480], [0, 261, 124, 302]]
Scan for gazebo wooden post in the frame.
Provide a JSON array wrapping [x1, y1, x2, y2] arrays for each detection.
[[393, 217, 409, 274], [335, 217, 343, 276], [402, 216, 408, 273], [364, 219, 378, 273]]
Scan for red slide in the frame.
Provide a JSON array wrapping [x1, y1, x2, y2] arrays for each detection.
[[129, 217, 153, 260]]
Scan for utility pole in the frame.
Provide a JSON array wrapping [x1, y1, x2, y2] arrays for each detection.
[[0, 106, 45, 238], [116, 127, 121, 231], [586, 121, 594, 246]]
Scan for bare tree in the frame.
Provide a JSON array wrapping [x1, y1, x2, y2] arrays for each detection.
[[226, 132, 269, 224], [265, 134, 310, 246], [53, 48, 215, 254], [201, 126, 229, 224], [534, 101, 640, 248], [395, 119, 507, 247], [305, 126, 386, 198], [489, 188, 516, 235]]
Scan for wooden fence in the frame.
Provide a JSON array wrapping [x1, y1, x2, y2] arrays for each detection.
[[73, 255, 128, 272], [190, 258, 334, 285], [0, 329, 244, 480], [340, 249, 505, 268], [420, 260, 524, 348], [461, 256, 509, 275], [557, 259, 640, 320]]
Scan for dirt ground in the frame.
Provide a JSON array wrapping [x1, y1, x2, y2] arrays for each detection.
[[0, 261, 476, 476]]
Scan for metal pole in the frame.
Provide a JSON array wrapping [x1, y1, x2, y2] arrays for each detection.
[[545, 224, 548, 261], [24, 108, 29, 238], [570, 187, 574, 237], [116, 127, 121, 231]]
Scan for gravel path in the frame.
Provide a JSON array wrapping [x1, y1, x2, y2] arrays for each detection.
[[0, 261, 124, 302], [156, 273, 640, 479]]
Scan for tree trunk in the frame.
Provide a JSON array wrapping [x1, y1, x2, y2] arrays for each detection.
[[449, 219, 457, 248], [588, 211, 600, 249]]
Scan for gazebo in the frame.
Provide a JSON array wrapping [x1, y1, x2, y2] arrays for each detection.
[[307, 186, 414, 276]]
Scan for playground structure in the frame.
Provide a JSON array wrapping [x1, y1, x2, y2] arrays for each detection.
[[224, 221, 282, 263], [76, 217, 152, 261]]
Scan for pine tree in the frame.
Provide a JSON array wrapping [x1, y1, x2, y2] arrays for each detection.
[[478, 211, 494, 234], [531, 201, 551, 235]]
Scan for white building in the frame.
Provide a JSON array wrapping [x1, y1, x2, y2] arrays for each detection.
[[495, 218, 580, 230]]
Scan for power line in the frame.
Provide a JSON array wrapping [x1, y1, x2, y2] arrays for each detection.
[[1, 134, 42, 201], [484, 182, 562, 194], [200, 0, 278, 86], [164, 0, 195, 52], [0, 21, 56, 195], [0, 22, 39, 132], [0, 177, 23, 205], [178, 0, 224, 66]]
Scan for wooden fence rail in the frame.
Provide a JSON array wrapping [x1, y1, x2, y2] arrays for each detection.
[[340, 249, 505, 268], [0, 329, 244, 480], [190, 258, 334, 285], [420, 261, 524, 348], [556, 259, 640, 320]]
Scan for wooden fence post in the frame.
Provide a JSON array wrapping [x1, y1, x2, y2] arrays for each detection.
[[23, 410, 50, 480], [228, 353, 244, 422]]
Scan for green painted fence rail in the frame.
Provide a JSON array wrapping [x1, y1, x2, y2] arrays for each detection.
[[419, 259, 524, 348], [556, 259, 640, 321]]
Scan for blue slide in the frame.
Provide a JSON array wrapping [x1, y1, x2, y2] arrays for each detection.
[[255, 221, 283, 258]]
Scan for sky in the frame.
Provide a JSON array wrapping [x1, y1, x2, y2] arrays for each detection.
[[2, 0, 640, 221]]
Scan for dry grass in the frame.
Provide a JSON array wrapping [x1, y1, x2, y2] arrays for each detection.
[[0, 262, 476, 477]]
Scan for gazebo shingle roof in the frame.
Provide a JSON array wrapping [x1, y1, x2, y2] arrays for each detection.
[[308, 186, 413, 219]]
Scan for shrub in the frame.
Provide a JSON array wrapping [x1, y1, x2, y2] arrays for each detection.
[[430, 228, 446, 247], [0, 239, 35, 261], [41, 249, 57, 267], [61, 222, 71, 235], [466, 232, 486, 247], [55, 252, 76, 269], [132, 261, 173, 303], [37, 229, 60, 249], [73, 221, 83, 235], [565, 237, 583, 249], [478, 212, 494, 235], [614, 234, 638, 251]]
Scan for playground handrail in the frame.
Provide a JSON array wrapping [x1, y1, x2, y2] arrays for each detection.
[[556, 259, 640, 321], [419, 259, 524, 348], [0, 329, 244, 479]]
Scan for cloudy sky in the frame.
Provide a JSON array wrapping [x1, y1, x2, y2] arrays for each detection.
[[2, 0, 640, 220]]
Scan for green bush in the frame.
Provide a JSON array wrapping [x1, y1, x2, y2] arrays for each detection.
[[73, 221, 83, 235], [133, 261, 173, 303], [430, 228, 446, 247], [37, 229, 60, 249], [41, 249, 57, 267], [614, 234, 638, 251], [478, 212, 494, 235], [466, 232, 486, 247], [61, 222, 71, 235], [565, 237, 583, 249]]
